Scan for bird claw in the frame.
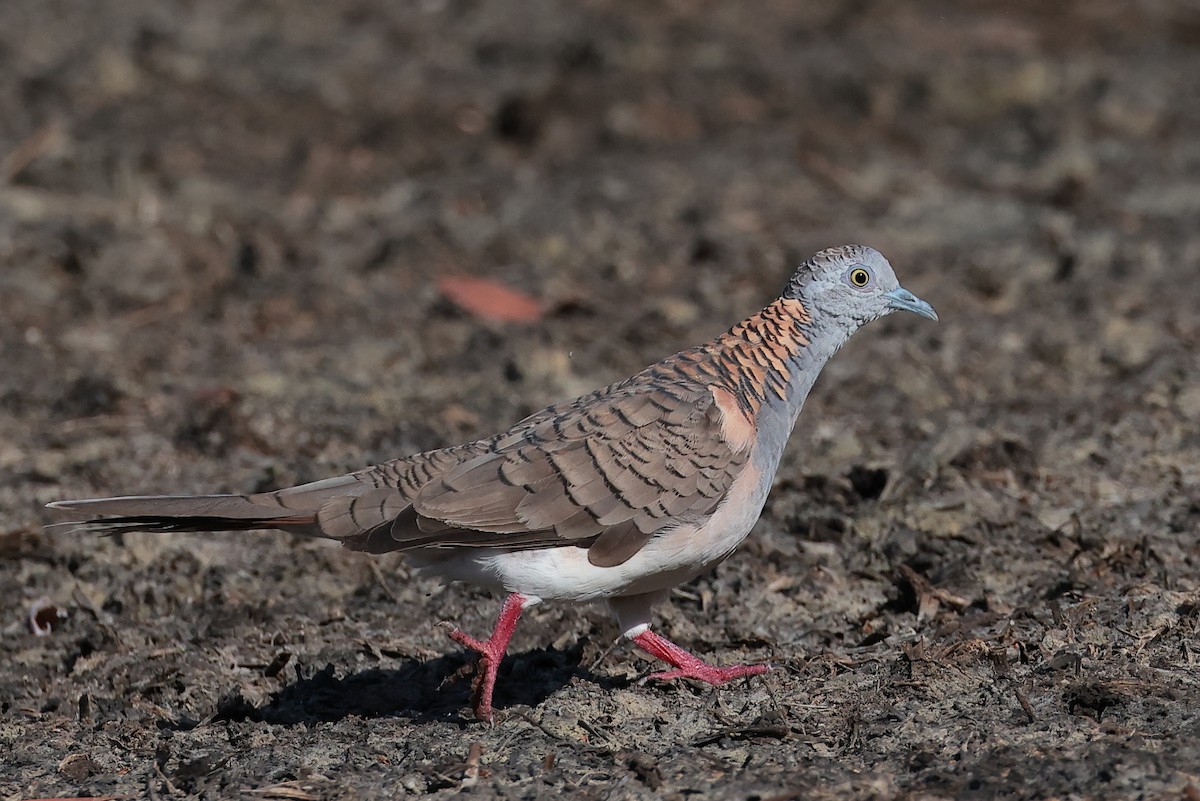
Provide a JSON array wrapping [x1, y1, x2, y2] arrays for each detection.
[[446, 627, 490, 654]]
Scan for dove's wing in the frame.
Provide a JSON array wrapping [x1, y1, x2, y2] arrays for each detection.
[[401, 380, 751, 566], [301, 366, 752, 566]]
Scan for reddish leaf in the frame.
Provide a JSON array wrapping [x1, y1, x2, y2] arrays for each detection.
[[436, 275, 542, 323]]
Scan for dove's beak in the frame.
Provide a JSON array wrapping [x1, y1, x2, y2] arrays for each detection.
[[884, 286, 938, 321]]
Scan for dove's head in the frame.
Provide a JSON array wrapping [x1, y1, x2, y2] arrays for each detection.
[[784, 245, 937, 335]]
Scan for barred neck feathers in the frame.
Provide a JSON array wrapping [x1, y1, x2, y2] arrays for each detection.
[[651, 297, 815, 419]]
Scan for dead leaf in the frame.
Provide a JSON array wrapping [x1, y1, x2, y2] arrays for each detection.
[[436, 275, 542, 323], [28, 596, 67, 637]]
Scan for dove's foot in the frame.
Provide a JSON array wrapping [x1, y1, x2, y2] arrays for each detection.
[[443, 592, 528, 723], [632, 628, 770, 686]]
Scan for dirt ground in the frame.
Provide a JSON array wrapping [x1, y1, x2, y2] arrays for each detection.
[[2, 1, 1199, 798]]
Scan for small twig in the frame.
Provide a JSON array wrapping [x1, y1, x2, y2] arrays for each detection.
[[512, 710, 610, 757], [587, 637, 620, 674], [692, 722, 790, 747], [370, 561, 403, 604], [2, 121, 64, 182], [153, 759, 181, 797], [460, 742, 483, 788], [578, 717, 622, 751], [71, 585, 123, 643], [1014, 684, 1036, 724], [250, 783, 318, 800]]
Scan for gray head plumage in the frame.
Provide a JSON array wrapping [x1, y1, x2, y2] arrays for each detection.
[[783, 245, 938, 331]]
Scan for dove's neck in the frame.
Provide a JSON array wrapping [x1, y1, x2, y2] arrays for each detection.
[[708, 297, 852, 457], [776, 315, 853, 427], [654, 296, 851, 433]]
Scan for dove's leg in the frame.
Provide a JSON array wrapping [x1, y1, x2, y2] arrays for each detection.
[[610, 591, 770, 684], [444, 592, 537, 722]]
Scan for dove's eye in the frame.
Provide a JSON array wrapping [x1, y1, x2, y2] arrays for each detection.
[[848, 267, 871, 288]]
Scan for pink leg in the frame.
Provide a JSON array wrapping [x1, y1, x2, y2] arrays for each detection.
[[445, 592, 527, 722], [632, 628, 770, 684]]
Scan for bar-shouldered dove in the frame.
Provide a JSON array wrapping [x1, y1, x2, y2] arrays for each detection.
[[49, 245, 937, 722]]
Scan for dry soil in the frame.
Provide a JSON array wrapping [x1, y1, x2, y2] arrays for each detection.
[[2, 1, 1199, 799]]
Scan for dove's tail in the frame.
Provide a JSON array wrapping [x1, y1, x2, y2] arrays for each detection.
[[46, 495, 322, 537], [46, 474, 365, 539]]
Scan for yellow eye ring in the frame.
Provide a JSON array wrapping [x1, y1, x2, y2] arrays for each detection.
[[849, 267, 871, 287]]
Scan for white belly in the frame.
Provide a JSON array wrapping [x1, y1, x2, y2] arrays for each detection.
[[410, 460, 770, 603]]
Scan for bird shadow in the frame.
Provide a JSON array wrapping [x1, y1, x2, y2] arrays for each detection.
[[195, 642, 626, 727]]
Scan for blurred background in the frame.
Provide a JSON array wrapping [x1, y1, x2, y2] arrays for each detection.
[[2, 1, 1198, 799]]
